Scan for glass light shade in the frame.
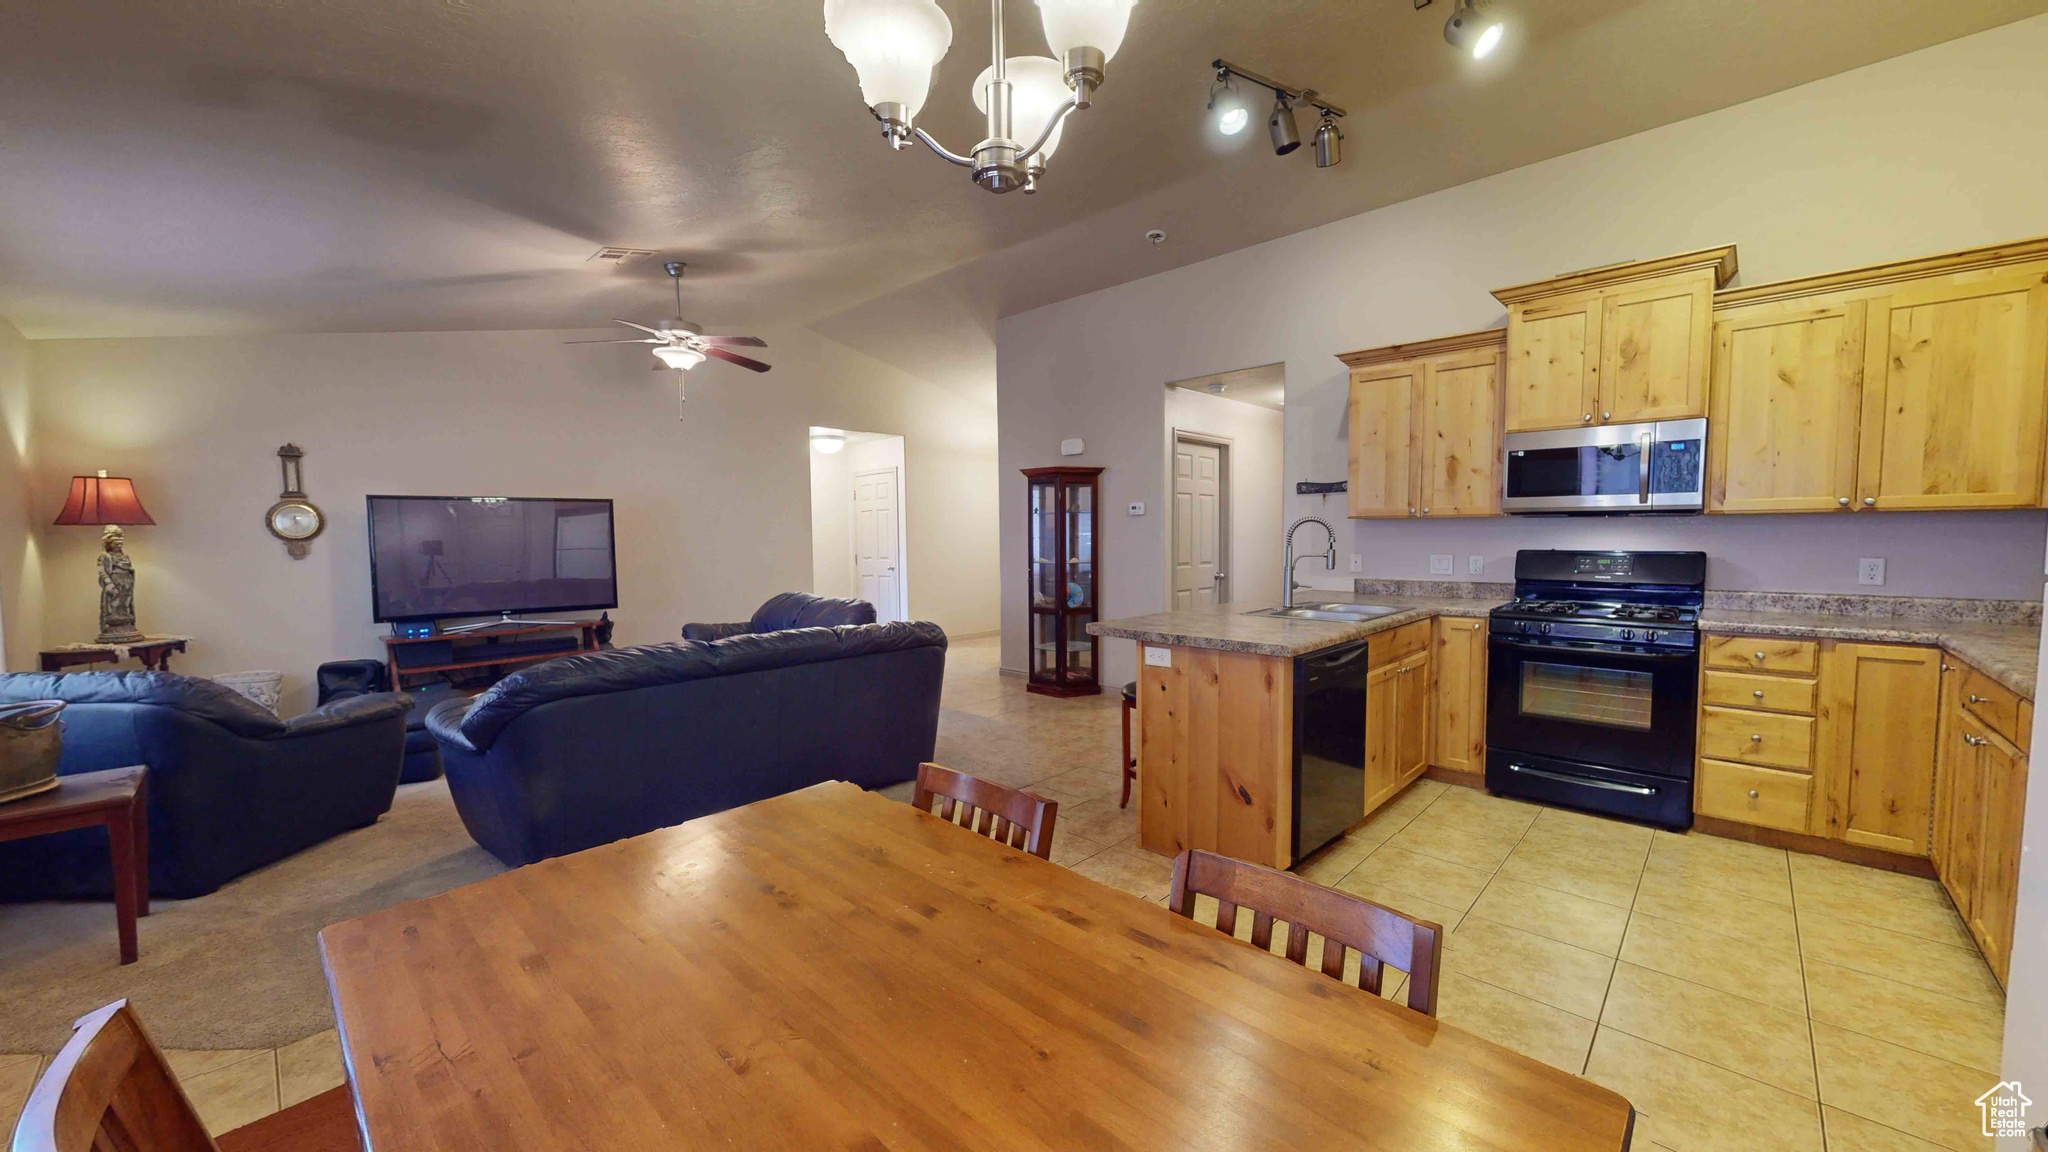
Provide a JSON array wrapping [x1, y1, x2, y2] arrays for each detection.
[[810, 429, 848, 454], [823, 0, 954, 117], [653, 345, 706, 370], [973, 57, 1070, 158], [1035, 0, 1137, 62]]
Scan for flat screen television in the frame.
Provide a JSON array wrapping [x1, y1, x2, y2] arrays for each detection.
[[366, 495, 617, 623]]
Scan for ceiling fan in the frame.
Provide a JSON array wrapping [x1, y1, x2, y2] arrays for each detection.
[[564, 261, 772, 380]]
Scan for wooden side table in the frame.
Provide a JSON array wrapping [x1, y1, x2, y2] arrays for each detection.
[[39, 638, 188, 673], [0, 766, 149, 964]]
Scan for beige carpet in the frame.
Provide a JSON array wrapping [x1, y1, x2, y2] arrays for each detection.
[[0, 779, 506, 1053]]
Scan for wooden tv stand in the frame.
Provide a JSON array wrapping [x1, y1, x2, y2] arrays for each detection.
[[382, 620, 604, 689]]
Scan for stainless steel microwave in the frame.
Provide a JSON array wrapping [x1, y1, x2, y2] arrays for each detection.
[[1502, 418, 1706, 514]]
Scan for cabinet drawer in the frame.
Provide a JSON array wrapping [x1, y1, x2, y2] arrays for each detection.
[[1702, 670, 1817, 715], [1372, 620, 1433, 667], [1704, 635, 1819, 675], [1959, 665, 2028, 752], [1700, 705, 1814, 770], [1697, 759, 1812, 833]]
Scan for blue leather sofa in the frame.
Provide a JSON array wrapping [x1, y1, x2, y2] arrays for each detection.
[[427, 617, 945, 867], [681, 591, 875, 641], [0, 672, 410, 899]]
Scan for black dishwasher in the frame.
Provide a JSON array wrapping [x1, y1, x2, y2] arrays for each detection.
[[1294, 638, 1373, 860]]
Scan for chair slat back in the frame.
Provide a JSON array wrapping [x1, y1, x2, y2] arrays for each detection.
[[11, 1000, 219, 1152], [911, 763, 1058, 860], [1168, 849, 1443, 1016]]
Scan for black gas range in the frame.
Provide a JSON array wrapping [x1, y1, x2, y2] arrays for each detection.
[[1484, 550, 1707, 829]]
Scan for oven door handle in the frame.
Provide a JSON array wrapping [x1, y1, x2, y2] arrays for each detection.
[[1637, 432, 1653, 504], [1504, 763, 1659, 796], [1487, 636, 1697, 660]]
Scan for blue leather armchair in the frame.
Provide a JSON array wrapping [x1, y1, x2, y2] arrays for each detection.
[[429, 620, 945, 867], [681, 591, 875, 641], [0, 672, 410, 900]]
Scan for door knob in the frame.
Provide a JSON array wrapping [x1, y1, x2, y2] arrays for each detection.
[[1837, 497, 1850, 506]]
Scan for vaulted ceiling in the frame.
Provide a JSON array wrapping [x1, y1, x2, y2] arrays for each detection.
[[3, 0, 2042, 400]]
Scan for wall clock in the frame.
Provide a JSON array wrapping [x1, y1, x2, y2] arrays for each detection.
[[265, 443, 325, 559]]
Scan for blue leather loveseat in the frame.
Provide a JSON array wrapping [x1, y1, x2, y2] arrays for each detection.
[[681, 591, 875, 641], [427, 612, 945, 868], [0, 672, 410, 899]]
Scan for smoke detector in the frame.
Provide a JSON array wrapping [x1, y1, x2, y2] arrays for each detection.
[[1206, 382, 1227, 395], [587, 246, 657, 264]]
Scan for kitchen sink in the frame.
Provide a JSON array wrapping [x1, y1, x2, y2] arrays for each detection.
[[1245, 603, 1405, 623]]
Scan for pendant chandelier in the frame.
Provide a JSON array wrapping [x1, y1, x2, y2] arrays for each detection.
[[823, 0, 1137, 195]]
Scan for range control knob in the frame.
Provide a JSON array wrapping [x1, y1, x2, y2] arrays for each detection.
[[1539, 622, 1552, 634], [1620, 629, 1635, 641], [1642, 630, 1657, 644]]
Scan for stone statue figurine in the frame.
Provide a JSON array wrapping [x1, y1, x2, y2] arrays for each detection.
[[96, 525, 143, 644]]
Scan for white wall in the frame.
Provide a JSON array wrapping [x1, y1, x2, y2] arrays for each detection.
[[809, 441, 854, 599], [0, 316, 36, 671], [1163, 388, 1285, 609], [997, 15, 2048, 688], [27, 324, 998, 712]]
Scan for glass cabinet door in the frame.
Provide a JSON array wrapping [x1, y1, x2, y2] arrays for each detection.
[[1022, 467, 1102, 697]]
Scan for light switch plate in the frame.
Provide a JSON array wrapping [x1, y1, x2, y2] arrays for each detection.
[[1350, 553, 1362, 573], [1127, 502, 1145, 516], [1858, 558, 1886, 586], [1143, 646, 1172, 668], [1429, 554, 1454, 575], [1468, 555, 1484, 575]]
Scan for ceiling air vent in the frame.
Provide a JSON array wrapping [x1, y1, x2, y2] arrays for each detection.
[[587, 246, 657, 264]]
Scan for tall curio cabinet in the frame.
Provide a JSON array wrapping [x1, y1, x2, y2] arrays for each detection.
[[1023, 466, 1103, 697]]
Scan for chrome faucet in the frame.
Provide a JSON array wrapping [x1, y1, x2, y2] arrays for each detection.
[[1283, 516, 1338, 608]]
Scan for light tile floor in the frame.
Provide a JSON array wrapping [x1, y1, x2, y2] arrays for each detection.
[[0, 636, 2009, 1151]]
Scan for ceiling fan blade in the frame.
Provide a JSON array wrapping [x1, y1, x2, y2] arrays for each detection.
[[703, 346, 772, 373], [563, 337, 662, 345], [696, 334, 767, 348], [610, 318, 669, 337]]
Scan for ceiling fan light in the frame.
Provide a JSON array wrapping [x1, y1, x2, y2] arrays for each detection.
[[974, 56, 1070, 159], [654, 346, 706, 370], [1035, 0, 1137, 63], [810, 428, 848, 454], [822, 0, 954, 118]]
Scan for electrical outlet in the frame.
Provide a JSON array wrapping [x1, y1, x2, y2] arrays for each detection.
[[1468, 555, 1484, 575], [1127, 502, 1145, 516], [1144, 646, 1172, 668], [1858, 558, 1886, 586], [1350, 553, 1362, 573], [1429, 554, 1454, 575]]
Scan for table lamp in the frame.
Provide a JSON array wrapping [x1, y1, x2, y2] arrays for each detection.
[[53, 470, 156, 644]]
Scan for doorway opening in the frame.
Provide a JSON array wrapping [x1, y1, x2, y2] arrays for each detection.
[[1163, 366, 1286, 609], [809, 428, 909, 624]]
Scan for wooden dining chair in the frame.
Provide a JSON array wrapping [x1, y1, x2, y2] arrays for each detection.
[[912, 763, 1058, 860], [11, 1000, 359, 1152], [1168, 849, 1443, 1016]]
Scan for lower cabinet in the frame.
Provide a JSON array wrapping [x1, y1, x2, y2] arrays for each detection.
[[1432, 617, 1488, 779], [1364, 623, 1433, 816], [1932, 654, 2032, 985]]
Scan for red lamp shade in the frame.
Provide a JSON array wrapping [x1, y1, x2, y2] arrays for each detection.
[[53, 474, 156, 527]]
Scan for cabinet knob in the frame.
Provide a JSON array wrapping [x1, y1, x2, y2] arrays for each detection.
[[1837, 497, 1850, 506], [1965, 734, 1987, 747], [1748, 790, 1760, 799], [1582, 414, 1593, 423], [1601, 412, 1611, 421], [1754, 652, 1766, 661], [1862, 497, 1876, 507], [1421, 507, 1431, 514], [1752, 689, 1765, 699], [1750, 734, 1764, 743], [1408, 507, 1417, 515], [1968, 694, 1986, 704]]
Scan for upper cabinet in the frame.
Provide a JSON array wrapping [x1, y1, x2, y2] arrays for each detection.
[[1491, 247, 1737, 433], [1338, 329, 1505, 520], [1709, 238, 2048, 513]]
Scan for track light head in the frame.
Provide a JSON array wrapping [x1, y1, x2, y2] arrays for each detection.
[[1268, 96, 1301, 156], [1444, 0, 1504, 59], [1313, 114, 1342, 168], [1207, 75, 1249, 135]]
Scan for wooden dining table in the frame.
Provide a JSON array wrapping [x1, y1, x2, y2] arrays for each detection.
[[319, 781, 1635, 1151]]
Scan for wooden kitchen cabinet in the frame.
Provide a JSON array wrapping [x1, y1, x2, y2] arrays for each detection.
[[1339, 329, 1505, 520], [1709, 237, 2048, 514], [1815, 643, 1941, 855], [1364, 643, 1432, 816], [1432, 617, 1487, 779], [1492, 246, 1736, 433], [1932, 653, 2032, 985]]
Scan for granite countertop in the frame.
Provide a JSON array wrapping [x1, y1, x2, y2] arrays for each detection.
[[1088, 592, 1506, 658], [1700, 610, 2041, 699]]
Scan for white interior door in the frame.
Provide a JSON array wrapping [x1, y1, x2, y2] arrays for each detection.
[[1172, 438, 1224, 608], [853, 468, 904, 623]]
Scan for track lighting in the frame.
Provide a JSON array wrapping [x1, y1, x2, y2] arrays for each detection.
[[1313, 112, 1342, 168], [1207, 59, 1344, 168], [1268, 95, 1300, 156], [1443, 0, 1504, 59]]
